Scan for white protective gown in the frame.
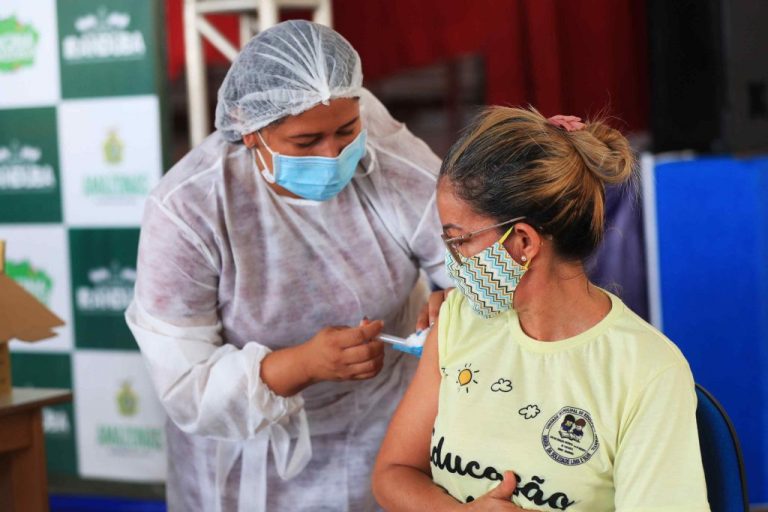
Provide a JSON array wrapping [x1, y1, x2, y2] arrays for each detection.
[[125, 89, 450, 511]]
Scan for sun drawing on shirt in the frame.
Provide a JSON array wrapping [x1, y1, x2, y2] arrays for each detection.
[[456, 363, 479, 393]]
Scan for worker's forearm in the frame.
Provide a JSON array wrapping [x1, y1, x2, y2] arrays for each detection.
[[373, 464, 462, 512], [260, 344, 313, 397]]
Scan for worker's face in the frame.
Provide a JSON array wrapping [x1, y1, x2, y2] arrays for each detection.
[[244, 97, 361, 162], [243, 98, 361, 198]]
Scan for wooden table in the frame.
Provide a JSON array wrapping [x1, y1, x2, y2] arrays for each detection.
[[0, 388, 73, 512]]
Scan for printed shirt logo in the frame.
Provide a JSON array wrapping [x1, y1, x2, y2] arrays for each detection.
[[0, 141, 56, 193], [542, 406, 599, 466], [0, 16, 39, 72], [62, 7, 146, 63], [7, 259, 53, 305], [82, 129, 149, 197], [76, 262, 135, 314]]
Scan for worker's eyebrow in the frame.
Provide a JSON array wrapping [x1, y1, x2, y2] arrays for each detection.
[[287, 116, 359, 139], [336, 117, 359, 130]]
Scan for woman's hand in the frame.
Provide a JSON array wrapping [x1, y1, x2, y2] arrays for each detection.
[[416, 289, 452, 330], [464, 472, 538, 511], [298, 320, 385, 383]]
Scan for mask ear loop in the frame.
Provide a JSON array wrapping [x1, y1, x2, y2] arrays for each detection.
[[254, 132, 277, 184], [499, 226, 531, 270], [358, 135, 376, 177]]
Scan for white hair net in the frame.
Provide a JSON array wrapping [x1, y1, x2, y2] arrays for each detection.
[[215, 20, 363, 142]]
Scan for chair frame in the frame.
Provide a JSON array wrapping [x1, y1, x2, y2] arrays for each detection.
[[695, 383, 750, 512]]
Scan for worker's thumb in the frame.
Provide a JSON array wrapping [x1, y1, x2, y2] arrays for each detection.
[[488, 471, 518, 500], [361, 319, 384, 339]]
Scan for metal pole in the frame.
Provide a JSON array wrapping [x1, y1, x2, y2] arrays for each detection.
[[183, 0, 333, 147], [258, 0, 279, 29], [197, 17, 240, 60], [240, 13, 254, 46], [314, 0, 332, 27], [184, 0, 210, 146]]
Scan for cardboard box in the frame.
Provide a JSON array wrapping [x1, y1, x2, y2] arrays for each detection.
[[0, 240, 64, 395]]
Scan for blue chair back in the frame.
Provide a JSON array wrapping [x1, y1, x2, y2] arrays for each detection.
[[695, 384, 749, 512]]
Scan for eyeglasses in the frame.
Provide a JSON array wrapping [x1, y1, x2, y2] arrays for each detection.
[[442, 216, 526, 265]]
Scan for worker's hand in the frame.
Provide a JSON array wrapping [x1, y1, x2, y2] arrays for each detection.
[[299, 320, 385, 384], [416, 289, 452, 330], [463, 472, 537, 511]]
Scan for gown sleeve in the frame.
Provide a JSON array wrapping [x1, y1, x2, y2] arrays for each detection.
[[126, 195, 306, 442]]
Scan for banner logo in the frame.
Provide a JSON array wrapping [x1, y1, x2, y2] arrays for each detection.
[[6, 259, 53, 305], [82, 129, 149, 197], [96, 379, 163, 453], [76, 262, 135, 314], [117, 381, 138, 417], [0, 141, 56, 193], [0, 16, 39, 72], [62, 7, 145, 63], [43, 407, 72, 436], [103, 129, 123, 165]]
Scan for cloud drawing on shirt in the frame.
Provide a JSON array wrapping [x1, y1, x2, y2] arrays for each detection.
[[490, 378, 513, 393], [519, 404, 541, 419]]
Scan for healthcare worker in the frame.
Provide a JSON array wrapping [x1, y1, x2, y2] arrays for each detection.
[[125, 20, 451, 511]]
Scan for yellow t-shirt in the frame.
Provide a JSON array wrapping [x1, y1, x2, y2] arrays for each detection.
[[432, 290, 710, 512]]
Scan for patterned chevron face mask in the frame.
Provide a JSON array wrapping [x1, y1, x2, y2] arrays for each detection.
[[445, 228, 529, 318]]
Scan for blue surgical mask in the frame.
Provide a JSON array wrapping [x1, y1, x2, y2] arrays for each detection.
[[254, 130, 367, 201]]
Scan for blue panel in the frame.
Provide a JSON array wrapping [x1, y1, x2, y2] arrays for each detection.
[[50, 496, 166, 512], [655, 156, 768, 503]]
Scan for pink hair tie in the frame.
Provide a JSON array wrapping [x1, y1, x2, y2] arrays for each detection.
[[548, 114, 586, 132]]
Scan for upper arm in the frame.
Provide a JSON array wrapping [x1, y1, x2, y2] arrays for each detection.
[[375, 321, 442, 476], [135, 197, 220, 325], [613, 363, 710, 511]]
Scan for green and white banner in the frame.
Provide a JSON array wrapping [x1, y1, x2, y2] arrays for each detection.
[[57, 0, 160, 98], [0, 107, 62, 223], [73, 351, 167, 481], [11, 352, 78, 475], [0, 225, 73, 352], [0, 0, 61, 108], [69, 228, 139, 350], [59, 97, 160, 226], [0, 0, 167, 485]]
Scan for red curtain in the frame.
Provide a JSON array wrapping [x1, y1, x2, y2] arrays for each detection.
[[164, 0, 649, 130]]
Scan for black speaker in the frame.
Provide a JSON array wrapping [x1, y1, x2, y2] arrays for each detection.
[[648, 0, 768, 153]]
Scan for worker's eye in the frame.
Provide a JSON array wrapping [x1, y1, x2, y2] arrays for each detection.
[[337, 129, 354, 136], [295, 139, 319, 149]]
